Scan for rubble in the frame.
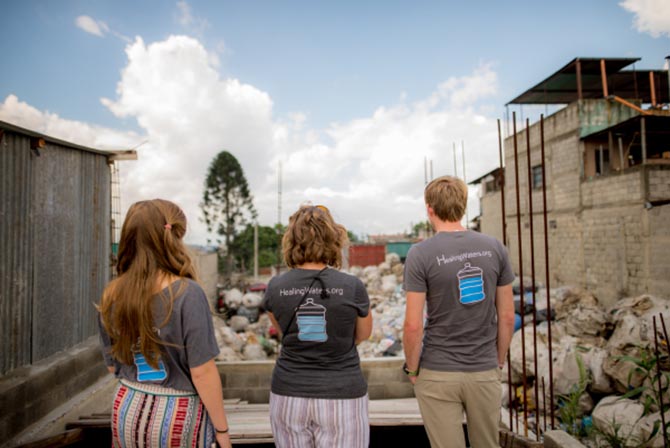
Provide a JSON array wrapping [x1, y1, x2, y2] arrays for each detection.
[[210, 262, 669, 446]]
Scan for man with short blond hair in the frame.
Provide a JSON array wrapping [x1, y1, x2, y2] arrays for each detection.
[[403, 175, 515, 448]]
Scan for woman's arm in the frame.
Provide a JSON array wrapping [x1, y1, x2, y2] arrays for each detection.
[[354, 312, 372, 345], [190, 359, 231, 448]]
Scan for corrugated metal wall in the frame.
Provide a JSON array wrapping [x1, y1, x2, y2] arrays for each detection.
[[0, 128, 111, 375]]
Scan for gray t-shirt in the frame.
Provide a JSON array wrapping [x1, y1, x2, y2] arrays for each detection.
[[404, 231, 514, 372], [98, 279, 220, 393], [262, 268, 370, 399]]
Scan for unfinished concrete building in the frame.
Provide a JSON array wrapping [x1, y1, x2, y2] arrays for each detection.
[[482, 57, 670, 306]]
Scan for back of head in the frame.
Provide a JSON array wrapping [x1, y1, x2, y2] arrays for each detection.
[[282, 205, 348, 269], [424, 175, 468, 222], [100, 198, 198, 368], [116, 199, 193, 278]]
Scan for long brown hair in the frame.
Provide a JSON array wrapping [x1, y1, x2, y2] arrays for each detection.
[[99, 199, 198, 369], [282, 205, 348, 269]]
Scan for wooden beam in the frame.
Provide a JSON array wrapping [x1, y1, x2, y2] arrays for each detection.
[[650, 72, 657, 106], [576, 59, 583, 101], [600, 59, 609, 97]]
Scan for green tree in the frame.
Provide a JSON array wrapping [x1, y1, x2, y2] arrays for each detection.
[[229, 224, 282, 272], [201, 151, 256, 275], [347, 230, 360, 243]]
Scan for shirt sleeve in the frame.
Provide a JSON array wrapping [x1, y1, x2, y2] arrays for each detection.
[[403, 245, 427, 293], [261, 277, 275, 313], [353, 277, 370, 317], [497, 240, 515, 286], [97, 313, 115, 367], [181, 282, 220, 368]]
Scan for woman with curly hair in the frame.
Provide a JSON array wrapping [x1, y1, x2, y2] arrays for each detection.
[[262, 204, 372, 448]]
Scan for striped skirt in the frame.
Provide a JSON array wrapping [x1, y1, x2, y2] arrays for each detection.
[[112, 379, 215, 448]]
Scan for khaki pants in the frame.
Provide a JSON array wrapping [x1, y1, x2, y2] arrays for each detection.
[[414, 368, 501, 448]]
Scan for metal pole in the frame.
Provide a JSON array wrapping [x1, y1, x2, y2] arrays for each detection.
[[424, 156, 428, 185], [576, 59, 583, 101], [453, 142, 458, 177], [498, 119, 513, 431], [542, 376, 547, 434], [540, 115, 555, 428], [653, 316, 668, 447], [253, 223, 259, 280], [618, 136, 625, 172], [641, 118, 647, 165], [512, 112, 529, 436], [462, 141, 469, 228], [599, 145, 604, 176], [525, 118, 540, 441]]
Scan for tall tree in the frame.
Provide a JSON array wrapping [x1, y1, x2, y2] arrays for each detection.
[[201, 150, 257, 275]]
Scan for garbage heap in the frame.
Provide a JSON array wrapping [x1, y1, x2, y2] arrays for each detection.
[[209, 253, 407, 361], [506, 287, 670, 447]]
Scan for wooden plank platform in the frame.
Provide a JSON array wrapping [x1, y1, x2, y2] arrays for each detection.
[[61, 398, 424, 444]]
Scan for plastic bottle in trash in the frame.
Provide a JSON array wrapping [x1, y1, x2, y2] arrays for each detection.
[[457, 263, 485, 304], [296, 298, 328, 342]]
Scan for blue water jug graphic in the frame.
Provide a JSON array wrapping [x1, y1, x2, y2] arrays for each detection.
[[457, 263, 485, 304], [296, 298, 328, 342], [133, 352, 168, 382]]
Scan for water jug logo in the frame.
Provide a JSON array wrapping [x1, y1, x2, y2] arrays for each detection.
[[133, 353, 168, 382], [457, 263, 485, 304], [296, 298, 328, 342]]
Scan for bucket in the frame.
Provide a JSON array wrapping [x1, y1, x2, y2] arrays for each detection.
[[296, 298, 328, 342], [457, 263, 485, 304]]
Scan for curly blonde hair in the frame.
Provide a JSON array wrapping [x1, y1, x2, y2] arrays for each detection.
[[282, 205, 348, 269]]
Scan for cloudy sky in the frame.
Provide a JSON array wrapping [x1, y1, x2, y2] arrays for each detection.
[[1, 0, 669, 244]]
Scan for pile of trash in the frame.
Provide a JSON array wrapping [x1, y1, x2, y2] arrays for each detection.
[[210, 289, 279, 362], [348, 253, 406, 358], [505, 287, 670, 446], [210, 253, 408, 361]]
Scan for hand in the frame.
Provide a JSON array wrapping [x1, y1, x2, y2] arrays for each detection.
[[408, 375, 417, 385], [215, 432, 232, 448]]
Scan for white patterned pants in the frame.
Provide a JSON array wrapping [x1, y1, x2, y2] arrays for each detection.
[[269, 392, 370, 448]]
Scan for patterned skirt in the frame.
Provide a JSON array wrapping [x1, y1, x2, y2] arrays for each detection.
[[112, 379, 215, 448]]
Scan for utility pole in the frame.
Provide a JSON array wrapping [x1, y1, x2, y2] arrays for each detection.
[[462, 140, 469, 229], [276, 161, 282, 275]]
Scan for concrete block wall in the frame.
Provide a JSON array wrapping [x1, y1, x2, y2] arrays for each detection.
[[581, 170, 644, 208], [648, 167, 670, 201], [480, 192, 504, 243], [0, 336, 109, 442], [217, 358, 414, 403], [648, 205, 670, 296]]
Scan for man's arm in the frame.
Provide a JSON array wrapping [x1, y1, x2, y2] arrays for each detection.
[[495, 284, 515, 368], [403, 291, 426, 384]]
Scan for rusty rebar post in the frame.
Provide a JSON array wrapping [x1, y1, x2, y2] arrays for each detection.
[[653, 316, 669, 448], [498, 118, 514, 431], [542, 376, 547, 434], [540, 114, 555, 428], [512, 112, 529, 436], [525, 118, 540, 440], [660, 314, 669, 353]]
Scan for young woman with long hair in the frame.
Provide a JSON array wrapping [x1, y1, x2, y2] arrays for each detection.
[[98, 199, 231, 448], [262, 205, 372, 448]]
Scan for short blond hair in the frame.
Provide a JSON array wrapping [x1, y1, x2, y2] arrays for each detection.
[[282, 205, 348, 268], [424, 176, 468, 222]]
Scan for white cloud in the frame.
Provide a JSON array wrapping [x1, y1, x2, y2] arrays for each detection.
[[176, 1, 210, 36], [75, 15, 109, 37], [1, 35, 501, 244], [620, 0, 670, 38]]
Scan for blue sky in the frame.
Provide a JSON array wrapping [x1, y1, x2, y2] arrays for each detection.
[[1, 0, 669, 243]]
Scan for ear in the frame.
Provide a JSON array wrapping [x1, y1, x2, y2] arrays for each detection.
[[426, 204, 435, 218]]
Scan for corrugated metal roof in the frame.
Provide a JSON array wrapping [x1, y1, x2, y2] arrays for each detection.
[[507, 57, 669, 105], [0, 120, 137, 160]]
